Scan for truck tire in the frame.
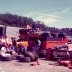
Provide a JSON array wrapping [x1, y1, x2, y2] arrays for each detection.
[[25, 51, 36, 61], [24, 57, 31, 62]]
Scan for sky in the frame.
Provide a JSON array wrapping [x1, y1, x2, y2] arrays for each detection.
[[0, 0, 72, 28]]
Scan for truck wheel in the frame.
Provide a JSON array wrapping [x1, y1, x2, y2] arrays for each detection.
[[25, 51, 36, 61]]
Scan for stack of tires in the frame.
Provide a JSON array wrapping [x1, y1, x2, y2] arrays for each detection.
[[25, 51, 39, 61], [16, 55, 31, 62], [16, 51, 39, 62]]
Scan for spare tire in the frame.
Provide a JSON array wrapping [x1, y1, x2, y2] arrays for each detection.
[[24, 57, 31, 62]]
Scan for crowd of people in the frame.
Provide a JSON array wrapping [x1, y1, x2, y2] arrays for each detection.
[[0, 37, 16, 55], [0, 37, 28, 55], [0, 36, 40, 65]]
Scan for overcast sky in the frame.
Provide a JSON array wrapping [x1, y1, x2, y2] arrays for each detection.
[[0, 0, 72, 28]]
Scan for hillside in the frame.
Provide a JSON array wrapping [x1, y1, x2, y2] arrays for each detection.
[[0, 13, 72, 36]]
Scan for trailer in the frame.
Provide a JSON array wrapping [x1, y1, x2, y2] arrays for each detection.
[[0, 25, 6, 37], [0, 25, 22, 42]]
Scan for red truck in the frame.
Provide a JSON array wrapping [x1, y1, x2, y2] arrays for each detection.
[[18, 29, 69, 60]]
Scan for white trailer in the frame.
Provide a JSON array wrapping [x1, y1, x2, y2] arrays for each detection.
[[0, 25, 6, 37], [0, 25, 22, 42], [6, 26, 22, 42]]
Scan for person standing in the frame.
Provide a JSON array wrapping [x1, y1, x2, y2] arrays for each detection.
[[11, 37, 17, 52]]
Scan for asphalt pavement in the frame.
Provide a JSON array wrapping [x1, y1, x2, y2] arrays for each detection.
[[0, 59, 72, 72]]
